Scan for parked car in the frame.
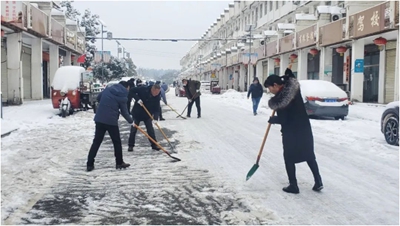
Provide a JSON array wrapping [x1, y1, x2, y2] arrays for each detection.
[[381, 101, 399, 146], [200, 81, 210, 91], [175, 84, 186, 97], [210, 81, 221, 94], [299, 80, 349, 120]]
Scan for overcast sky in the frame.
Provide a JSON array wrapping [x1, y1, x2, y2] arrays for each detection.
[[72, 1, 230, 70]]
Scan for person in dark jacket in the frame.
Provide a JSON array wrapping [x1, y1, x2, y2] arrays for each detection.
[[87, 81, 133, 172], [127, 78, 136, 112], [247, 77, 264, 116], [127, 84, 162, 151], [182, 78, 201, 118], [154, 81, 167, 121], [264, 67, 323, 194]]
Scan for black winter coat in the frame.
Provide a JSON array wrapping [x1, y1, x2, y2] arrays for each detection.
[[129, 85, 161, 121], [184, 80, 201, 99], [268, 69, 315, 164]]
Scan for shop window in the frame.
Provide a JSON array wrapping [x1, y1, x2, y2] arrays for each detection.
[[307, 52, 320, 80], [269, 1, 273, 12], [276, 1, 279, 10], [260, 5, 263, 18], [265, 3, 268, 14]]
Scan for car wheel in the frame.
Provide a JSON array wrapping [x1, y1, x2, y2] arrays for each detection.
[[384, 115, 399, 146]]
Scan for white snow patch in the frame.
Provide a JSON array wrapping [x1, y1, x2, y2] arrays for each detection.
[[299, 80, 348, 99], [1, 119, 19, 136], [386, 101, 399, 109], [66, 18, 77, 25], [51, 66, 85, 92], [50, 8, 64, 16], [316, 5, 345, 15]]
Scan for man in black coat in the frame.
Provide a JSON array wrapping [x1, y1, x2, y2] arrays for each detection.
[[264, 66, 323, 194], [182, 78, 201, 118], [87, 81, 133, 172], [127, 83, 162, 151]]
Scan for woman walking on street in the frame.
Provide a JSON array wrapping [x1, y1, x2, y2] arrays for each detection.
[[247, 77, 264, 116], [264, 66, 323, 194]]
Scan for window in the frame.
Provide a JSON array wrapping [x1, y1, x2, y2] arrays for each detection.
[[269, 1, 273, 12], [255, 8, 258, 21], [265, 2, 268, 15], [276, 1, 279, 10], [260, 4, 263, 18]]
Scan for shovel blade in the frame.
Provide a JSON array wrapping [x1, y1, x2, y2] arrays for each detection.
[[246, 164, 259, 181]]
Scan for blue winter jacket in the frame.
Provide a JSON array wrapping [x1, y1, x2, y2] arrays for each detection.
[[247, 80, 264, 99], [161, 83, 168, 92], [160, 88, 167, 105], [94, 83, 133, 126]]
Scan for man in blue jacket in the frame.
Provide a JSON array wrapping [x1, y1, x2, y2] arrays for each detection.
[[247, 77, 264, 116], [128, 83, 162, 152], [87, 81, 133, 172]]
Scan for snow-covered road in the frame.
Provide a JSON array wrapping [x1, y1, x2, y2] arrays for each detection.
[[1, 91, 398, 224]]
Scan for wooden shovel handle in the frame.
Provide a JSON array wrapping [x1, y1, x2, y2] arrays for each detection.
[[133, 123, 171, 156], [141, 104, 174, 147], [256, 110, 276, 165]]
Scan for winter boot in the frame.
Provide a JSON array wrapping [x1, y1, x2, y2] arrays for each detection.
[[128, 146, 134, 152], [160, 117, 165, 121], [186, 115, 191, 118], [87, 165, 94, 172], [283, 180, 300, 194], [197, 115, 201, 118], [152, 146, 161, 151], [116, 162, 130, 169], [312, 176, 324, 191]]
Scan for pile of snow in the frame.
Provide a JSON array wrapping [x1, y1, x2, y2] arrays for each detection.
[[221, 89, 242, 99], [299, 80, 347, 99], [51, 66, 86, 92]]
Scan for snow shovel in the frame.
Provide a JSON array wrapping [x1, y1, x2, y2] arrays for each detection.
[[167, 104, 186, 119], [132, 123, 181, 162], [141, 104, 177, 153], [176, 92, 199, 118], [246, 110, 276, 181]]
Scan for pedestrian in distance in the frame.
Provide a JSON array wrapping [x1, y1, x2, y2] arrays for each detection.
[[247, 77, 264, 116], [127, 83, 162, 152], [182, 78, 201, 118], [87, 81, 133, 172], [264, 65, 323, 194]]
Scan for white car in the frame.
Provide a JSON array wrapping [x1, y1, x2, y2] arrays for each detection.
[[299, 80, 349, 120], [200, 81, 210, 91]]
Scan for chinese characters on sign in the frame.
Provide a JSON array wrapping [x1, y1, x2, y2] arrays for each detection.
[[370, 11, 380, 27], [297, 25, 316, 48], [357, 15, 365, 31], [351, 3, 385, 38]]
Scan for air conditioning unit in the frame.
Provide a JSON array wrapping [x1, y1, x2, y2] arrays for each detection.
[[331, 13, 343, 22]]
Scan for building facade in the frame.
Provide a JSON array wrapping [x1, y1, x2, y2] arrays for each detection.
[[179, 0, 399, 103], [1, 1, 86, 105]]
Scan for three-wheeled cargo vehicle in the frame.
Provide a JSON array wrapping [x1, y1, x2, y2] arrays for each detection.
[[51, 66, 101, 117], [210, 80, 221, 94]]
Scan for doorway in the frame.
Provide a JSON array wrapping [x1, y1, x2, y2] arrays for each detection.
[[307, 52, 320, 80], [363, 45, 380, 103], [42, 60, 49, 98]]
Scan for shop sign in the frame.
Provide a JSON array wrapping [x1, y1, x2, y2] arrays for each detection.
[[349, 2, 387, 38], [354, 59, 364, 73], [296, 24, 317, 48]]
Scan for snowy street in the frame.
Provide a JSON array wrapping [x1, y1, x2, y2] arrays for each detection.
[[1, 90, 398, 224]]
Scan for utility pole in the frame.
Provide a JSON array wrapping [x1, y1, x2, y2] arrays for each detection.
[[101, 24, 104, 78]]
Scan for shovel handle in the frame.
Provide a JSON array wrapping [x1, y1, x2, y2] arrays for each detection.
[[141, 104, 175, 149], [256, 110, 276, 165], [133, 124, 171, 156]]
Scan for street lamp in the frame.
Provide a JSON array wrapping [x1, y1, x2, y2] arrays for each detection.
[[98, 19, 107, 78], [245, 24, 256, 86]]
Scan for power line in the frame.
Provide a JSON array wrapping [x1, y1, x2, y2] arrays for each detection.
[[86, 36, 264, 42]]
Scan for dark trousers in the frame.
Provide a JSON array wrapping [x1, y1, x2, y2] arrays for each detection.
[[87, 122, 123, 166], [187, 97, 201, 117], [285, 159, 321, 182], [129, 118, 157, 148]]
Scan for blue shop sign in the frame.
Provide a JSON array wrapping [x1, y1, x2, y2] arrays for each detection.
[[354, 59, 364, 73]]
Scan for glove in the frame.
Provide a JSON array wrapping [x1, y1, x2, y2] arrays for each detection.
[[188, 99, 192, 103], [268, 116, 279, 124], [138, 99, 143, 105], [132, 123, 137, 127], [196, 89, 200, 93]]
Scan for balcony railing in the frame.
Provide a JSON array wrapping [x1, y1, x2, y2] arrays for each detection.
[[51, 18, 64, 45], [30, 4, 48, 37]]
